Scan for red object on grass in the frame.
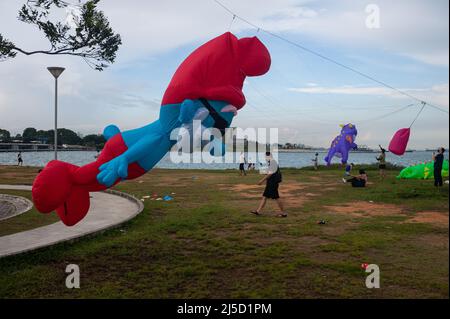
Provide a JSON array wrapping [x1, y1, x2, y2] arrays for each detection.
[[361, 263, 369, 270], [388, 128, 411, 156]]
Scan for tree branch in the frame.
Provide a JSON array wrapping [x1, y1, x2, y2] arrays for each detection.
[[0, 0, 120, 71]]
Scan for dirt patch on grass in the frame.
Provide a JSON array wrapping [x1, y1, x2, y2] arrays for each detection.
[[418, 234, 449, 249], [324, 201, 449, 228], [407, 211, 448, 228], [282, 196, 308, 208], [222, 182, 307, 193], [324, 201, 404, 217], [220, 182, 309, 208], [319, 221, 360, 237]]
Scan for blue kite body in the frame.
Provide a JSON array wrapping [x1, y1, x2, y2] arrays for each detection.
[[97, 100, 233, 187], [324, 124, 358, 165]]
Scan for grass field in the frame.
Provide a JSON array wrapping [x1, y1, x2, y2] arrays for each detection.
[[0, 164, 448, 298], [0, 189, 59, 236]]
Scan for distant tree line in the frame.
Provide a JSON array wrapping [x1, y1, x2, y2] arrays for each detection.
[[0, 127, 105, 148]]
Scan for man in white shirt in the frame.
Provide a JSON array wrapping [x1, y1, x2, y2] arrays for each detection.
[[239, 152, 247, 176], [251, 152, 287, 217]]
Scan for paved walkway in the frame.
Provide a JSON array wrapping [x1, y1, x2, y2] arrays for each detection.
[[0, 185, 144, 258]]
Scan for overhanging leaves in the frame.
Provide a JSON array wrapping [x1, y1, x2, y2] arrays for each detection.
[[0, 0, 121, 71]]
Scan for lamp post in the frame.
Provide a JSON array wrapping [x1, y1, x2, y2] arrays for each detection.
[[47, 67, 65, 160]]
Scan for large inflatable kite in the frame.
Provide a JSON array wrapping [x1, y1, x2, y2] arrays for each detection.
[[32, 32, 271, 226], [389, 128, 410, 156], [397, 160, 449, 179], [324, 124, 358, 166], [388, 103, 427, 156]]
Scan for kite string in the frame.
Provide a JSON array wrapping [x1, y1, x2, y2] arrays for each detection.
[[228, 14, 236, 31], [357, 103, 417, 124], [409, 102, 427, 128], [213, 0, 449, 115]]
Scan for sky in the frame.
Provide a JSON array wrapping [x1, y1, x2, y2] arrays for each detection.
[[0, 0, 448, 149]]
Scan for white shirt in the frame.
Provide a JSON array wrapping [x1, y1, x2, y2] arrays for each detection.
[[239, 153, 246, 164], [267, 159, 279, 174]]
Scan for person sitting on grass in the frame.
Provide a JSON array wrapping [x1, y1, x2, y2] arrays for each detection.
[[343, 169, 368, 188], [247, 155, 255, 171], [251, 152, 287, 217], [342, 162, 354, 182]]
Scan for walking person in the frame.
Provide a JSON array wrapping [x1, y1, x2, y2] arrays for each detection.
[[432, 147, 445, 189], [17, 152, 23, 166], [239, 152, 247, 176], [376, 145, 387, 180], [251, 152, 287, 217], [312, 153, 319, 170]]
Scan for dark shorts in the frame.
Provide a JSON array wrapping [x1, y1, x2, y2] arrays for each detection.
[[379, 164, 386, 169], [239, 163, 245, 171], [263, 181, 280, 199], [349, 178, 366, 188]]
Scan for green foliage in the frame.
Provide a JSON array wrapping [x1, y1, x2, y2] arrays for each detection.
[[22, 127, 37, 143], [81, 133, 105, 148], [0, 0, 121, 70], [57, 128, 83, 145], [2, 127, 105, 147], [0, 129, 11, 142], [0, 35, 16, 60]]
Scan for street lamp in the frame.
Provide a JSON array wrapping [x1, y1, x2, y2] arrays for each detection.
[[47, 67, 65, 160]]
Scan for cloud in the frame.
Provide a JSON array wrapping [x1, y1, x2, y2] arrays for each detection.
[[1, 0, 448, 67], [256, 0, 449, 67], [0, 0, 448, 149], [289, 85, 398, 95], [289, 83, 450, 108]]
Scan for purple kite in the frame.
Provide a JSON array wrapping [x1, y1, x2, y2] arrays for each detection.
[[324, 123, 358, 165]]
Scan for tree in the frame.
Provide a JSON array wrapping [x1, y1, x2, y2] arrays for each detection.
[[58, 128, 82, 145], [0, 0, 121, 71], [36, 129, 51, 143], [82, 134, 105, 148], [0, 129, 11, 142], [22, 127, 38, 142]]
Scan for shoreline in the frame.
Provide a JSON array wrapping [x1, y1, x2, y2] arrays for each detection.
[[0, 149, 425, 154], [0, 149, 96, 153], [0, 163, 404, 170], [0, 150, 439, 170]]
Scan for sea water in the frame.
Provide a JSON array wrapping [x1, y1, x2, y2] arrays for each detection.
[[0, 150, 443, 169]]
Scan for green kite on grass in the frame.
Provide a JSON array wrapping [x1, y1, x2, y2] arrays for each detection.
[[397, 160, 449, 179]]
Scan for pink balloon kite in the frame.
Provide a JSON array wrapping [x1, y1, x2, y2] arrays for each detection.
[[388, 128, 410, 156]]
